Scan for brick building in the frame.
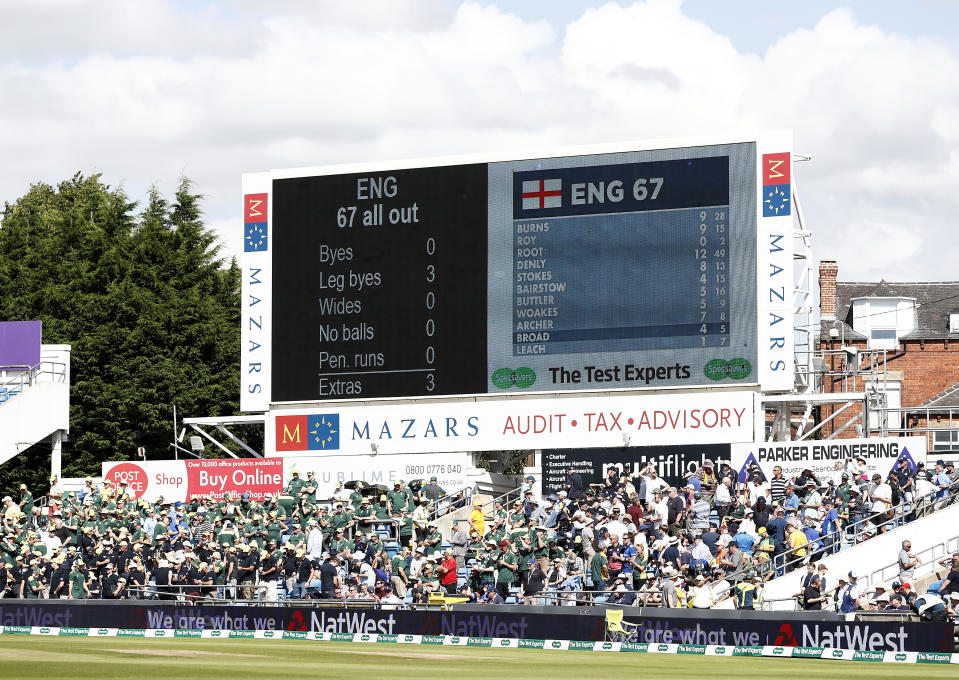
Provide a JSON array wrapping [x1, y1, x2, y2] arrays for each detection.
[[817, 260, 959, 454]]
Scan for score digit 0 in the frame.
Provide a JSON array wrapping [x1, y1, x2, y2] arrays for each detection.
[[426, 236, 436, 390]]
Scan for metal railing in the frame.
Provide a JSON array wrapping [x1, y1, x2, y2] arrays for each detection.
[[426, 485, 476, 523], [0, 361, 68, 404], [0, 364, 32, 404], [869, 534, 959, 589], [481, 485, 525, 514]]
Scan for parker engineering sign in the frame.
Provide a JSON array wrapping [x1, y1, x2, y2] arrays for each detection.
[[730, 437, 927, 483]]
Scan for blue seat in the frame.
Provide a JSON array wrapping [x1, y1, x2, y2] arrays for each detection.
[[928, 581, 943, 594]]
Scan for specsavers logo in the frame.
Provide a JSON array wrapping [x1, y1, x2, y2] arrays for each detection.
[[491, 367, 536, 389], [704, 358, 752, 381]]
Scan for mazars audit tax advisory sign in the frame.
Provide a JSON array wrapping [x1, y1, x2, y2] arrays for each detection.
[[102, 459, 283, 503], [268, 391, 754, 455]]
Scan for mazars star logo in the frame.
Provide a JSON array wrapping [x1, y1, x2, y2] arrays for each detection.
[[244, 222, 268, 252], [309, 414, 339, 450]]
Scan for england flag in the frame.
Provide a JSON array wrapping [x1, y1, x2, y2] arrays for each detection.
[[522, 179, 562, 210]]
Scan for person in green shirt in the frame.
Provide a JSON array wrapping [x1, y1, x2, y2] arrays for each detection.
[[22, 564, 41, 599], [331, 505, 354, 532], [62, 509, 80, 534], [590, 547, 609, 593], [266, 515, 284, 545], [348, 484, 364, 510], [492, 501, 508, 524], [374, 495, 392, 520], [301, 472, 318, 503], [388, 484, 407, 514], [423, 525, 443, 556], [18, 485, 34, 518], [68, 561, 88, 599], [0, 536, 17, 566], [468, 541, 497, 591], [217, 521, 237, 547], [391, 546, 411, 597], [398, 509, 414, 545], [329, 528, 353, 557], [495, 540, 517, 600], [532, 526, 551, 569], [286, 472, 305, 499], [509, 502, 526, 526]]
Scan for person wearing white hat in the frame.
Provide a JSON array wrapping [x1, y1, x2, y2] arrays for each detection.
[[660, 566, 680, 608], [689, 574, 715, 609]]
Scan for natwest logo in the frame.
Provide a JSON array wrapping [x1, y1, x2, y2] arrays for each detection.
[[773, 623, 799, 646]]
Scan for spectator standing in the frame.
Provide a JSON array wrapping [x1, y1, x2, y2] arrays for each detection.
[[839, 570, 862, 614], [450, 520, 469, 568], [933, 462, 952, 500], [439, 548, 458, 594], [720, 541, 744, 585], [468, 502, 485, 540], [19, 484, 34, 518], [936, 553, 959, 595], [714, 478, 732, 525], [803, 574, 824, 610], [564, 469, 585, 500], [733, 573, 759, 610], [412, 500, 430, 543], [495, 539, 517, 600], [305, 519, 324, 559], [689, 574, 714, 609], [641, 465, 668, 505], [651, 566, 671, 607], [898, 540, 921, 582]]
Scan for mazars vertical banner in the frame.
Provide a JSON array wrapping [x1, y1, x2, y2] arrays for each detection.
[[240, 174, 272, 411], [756, 132, 794, 392]]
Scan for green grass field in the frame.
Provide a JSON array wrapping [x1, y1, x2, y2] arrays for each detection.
[[0, 637, 953, 680]]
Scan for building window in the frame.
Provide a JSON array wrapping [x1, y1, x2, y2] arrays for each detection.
[[933, 430, 959, 451], [869, 328, 898, 349]]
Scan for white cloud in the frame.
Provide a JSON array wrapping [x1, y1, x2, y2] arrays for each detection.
[[0, 0, 957, 282]]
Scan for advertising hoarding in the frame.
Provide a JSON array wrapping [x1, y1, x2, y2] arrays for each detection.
[[101, 459, 283, 503], [277, 452, 470, 498], [541, 444, 731, 494], [267, 390, 754, 456], [730, 437, 927, 483]]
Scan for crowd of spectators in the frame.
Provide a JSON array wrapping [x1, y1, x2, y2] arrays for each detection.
[[0, 455, 957, 615]]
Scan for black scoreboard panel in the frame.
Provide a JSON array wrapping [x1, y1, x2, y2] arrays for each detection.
[[268, 142, 759, 403], [271, 165, 489, 401]]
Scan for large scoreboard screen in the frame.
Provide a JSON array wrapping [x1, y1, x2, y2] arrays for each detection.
[[241, 135, 794, 408]]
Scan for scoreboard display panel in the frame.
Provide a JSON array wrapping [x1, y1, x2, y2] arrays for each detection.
[[241, 135, 794, 408]]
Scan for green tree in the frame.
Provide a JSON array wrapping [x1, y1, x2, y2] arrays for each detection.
[[0, 173, 244, 492]]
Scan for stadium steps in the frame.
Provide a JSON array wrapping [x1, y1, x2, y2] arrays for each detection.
[[740, 499, 959, 610], [0, 359, 69, 467]]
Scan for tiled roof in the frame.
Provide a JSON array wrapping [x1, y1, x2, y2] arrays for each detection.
[[918, 381, 959, 409], [820, 280, 959, 341]]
